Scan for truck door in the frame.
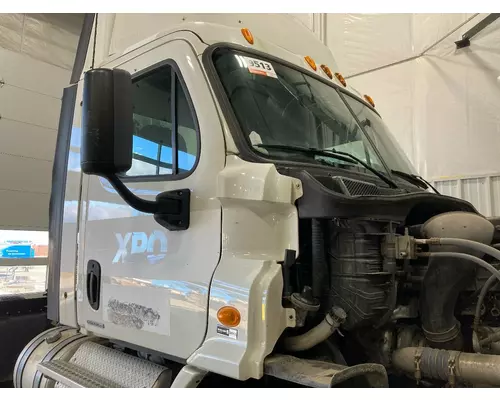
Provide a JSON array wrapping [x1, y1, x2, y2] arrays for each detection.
[[76, 38, 225, 359]]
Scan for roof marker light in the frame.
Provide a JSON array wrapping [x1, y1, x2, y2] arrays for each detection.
[[304, 56, 317, 71], [320, 64, 333, 79], [364, 94, 375, 108], [241, 28, 254, 45], [334, 72, 347, 87]]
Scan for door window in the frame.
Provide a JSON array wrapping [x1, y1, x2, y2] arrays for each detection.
[[126, 64, 198, 177]]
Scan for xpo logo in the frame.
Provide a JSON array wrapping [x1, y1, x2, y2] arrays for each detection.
[[113, 230, 168, 264]]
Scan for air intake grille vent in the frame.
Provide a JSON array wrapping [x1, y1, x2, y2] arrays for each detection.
[[333, 177, 381, 196]]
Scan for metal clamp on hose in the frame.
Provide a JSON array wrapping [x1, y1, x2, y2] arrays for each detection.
[[394, 346, 500, 387], [447, 352, 459, 387], [327, 307, 347, 328], [414, 347, 423, 384]]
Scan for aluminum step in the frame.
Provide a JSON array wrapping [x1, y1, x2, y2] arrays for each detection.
[[37, 342, 172, 388], [37, 360, 122, 388]]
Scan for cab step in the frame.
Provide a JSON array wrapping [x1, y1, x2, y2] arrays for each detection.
[[37, 360, 120, 388], [36, 341, 172, 388]]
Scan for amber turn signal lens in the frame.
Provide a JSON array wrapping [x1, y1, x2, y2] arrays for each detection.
[[241, 28, 254, 45], [320, 64, 333, 79], [304, 56, 317, 71], [217, 306, 241, 327], [364, 94, 375, 107], [334, 72, 347, 87]]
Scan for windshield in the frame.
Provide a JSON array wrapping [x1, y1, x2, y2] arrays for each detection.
[[341, 95, 416, 175], [212, 48, 415, 177]]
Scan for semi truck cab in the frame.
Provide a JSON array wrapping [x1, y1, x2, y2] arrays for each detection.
[[16, 14, 500, 389]]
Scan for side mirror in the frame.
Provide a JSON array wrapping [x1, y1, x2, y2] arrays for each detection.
[[81, 68, 133, 175], [80, 68, 190, 231]]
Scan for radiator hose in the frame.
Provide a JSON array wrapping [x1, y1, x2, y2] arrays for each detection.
[[284, 306, 346, 352], [393, 346, 500, 387]]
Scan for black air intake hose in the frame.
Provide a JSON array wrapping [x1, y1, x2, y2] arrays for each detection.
[[419, 212, 495, 349], [420, 255, 475, 349], [311, 219, 325, 299]]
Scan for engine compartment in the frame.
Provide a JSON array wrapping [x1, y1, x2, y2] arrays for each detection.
[[279, 169, 500, 387]]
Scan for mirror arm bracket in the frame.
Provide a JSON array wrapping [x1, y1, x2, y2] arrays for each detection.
[[106, 174, 190, 231]]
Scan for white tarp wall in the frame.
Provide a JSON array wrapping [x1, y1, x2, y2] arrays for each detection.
[[291, 13, 500, 216], [0, 14, 82, 230]]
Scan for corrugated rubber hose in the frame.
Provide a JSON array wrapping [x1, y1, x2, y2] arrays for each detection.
[[393, 346, 500, 386]]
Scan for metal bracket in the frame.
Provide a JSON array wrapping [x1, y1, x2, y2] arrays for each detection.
[[455, 14, 500, 49], [153, 189, 191, 231], [414, 347, 423, 385], [285, 307, 297, 328], [383, 229, 417, 260], [106, 174, 191, 231], [396, 229, 417, 259]]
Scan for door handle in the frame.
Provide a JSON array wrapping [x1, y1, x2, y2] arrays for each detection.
[[88, 272, 95, 304], [86, 260, 101, 310]]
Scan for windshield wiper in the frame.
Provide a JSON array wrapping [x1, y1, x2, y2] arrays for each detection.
[[254, 143, 355, 163], [391, 170, 440, 194], [254, 144, 399, 189]]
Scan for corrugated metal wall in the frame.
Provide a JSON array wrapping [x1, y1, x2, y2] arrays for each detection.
[[433, 175, 500, 217], [0, 14, 82, 230]]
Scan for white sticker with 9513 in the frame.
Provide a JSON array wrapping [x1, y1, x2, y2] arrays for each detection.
[[244, 57, 277, 78]]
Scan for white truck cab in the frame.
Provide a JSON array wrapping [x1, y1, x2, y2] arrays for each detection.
[[16, 14, 499, 389]]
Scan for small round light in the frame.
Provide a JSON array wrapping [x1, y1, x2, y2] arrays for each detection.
[[364, 94, 375, 107], [320, 64, 333, 79], [304, 56, 317, 71], [217, 306, 241, 327], [241, 28, 254, 45], [334, 72, 347, 87]]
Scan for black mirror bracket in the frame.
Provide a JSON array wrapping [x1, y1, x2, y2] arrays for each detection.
[[106, 174, 190, 231], [154, 189, 190, 231]]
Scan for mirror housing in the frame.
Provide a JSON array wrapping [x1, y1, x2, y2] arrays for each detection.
[[81, 68, 133, 176], [79, 68, 190, 231]]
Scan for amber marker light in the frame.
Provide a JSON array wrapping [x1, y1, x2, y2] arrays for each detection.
[[241, 28, 254, 45], [304, 56, 317, 71], [217, 306, 241, 327]]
